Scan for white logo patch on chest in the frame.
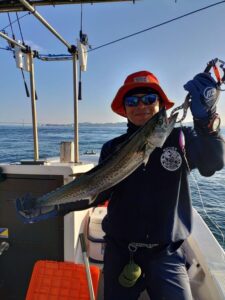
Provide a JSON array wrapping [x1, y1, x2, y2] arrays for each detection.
[[160, 147, 182, 171]]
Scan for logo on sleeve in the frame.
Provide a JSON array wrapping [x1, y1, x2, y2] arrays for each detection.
[[203, 87, 217, 106], [160, 147, 182, 171], [203, 86, 217, 101]]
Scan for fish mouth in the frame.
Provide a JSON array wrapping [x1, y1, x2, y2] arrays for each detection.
[[168, 111, 179, 125], [144, 108, 178, 148], [158, 108, 178, 126]]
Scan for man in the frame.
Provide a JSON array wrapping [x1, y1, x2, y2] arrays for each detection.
[[95, 70, 224, 300], [17, 70, 225, 300]]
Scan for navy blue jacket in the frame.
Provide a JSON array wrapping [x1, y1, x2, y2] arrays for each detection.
[[98, 121, 225, 245]]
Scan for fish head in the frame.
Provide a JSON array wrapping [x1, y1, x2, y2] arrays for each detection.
[[145, 108, 178, 148]]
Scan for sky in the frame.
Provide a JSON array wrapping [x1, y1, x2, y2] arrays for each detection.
[[0, 0, 225, 124]]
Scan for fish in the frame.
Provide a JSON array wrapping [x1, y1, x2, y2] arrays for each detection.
[[22, 108, 178, 208]]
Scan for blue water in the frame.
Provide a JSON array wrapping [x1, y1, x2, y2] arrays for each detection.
[[0, 124, 225, 249]]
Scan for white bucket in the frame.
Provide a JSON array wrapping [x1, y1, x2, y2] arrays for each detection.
[[88, 207, 107, 263]]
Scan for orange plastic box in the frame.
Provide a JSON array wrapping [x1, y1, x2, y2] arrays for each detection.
[[26, 260, 100, 300]]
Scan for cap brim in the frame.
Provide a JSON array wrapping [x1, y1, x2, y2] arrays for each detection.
[[111, 82, 174, 117]]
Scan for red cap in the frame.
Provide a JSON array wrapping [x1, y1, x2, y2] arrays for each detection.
[[111, 70, 174, 117]]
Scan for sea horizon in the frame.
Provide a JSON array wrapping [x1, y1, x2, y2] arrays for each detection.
[[1, 123, 225, 131], [0, 121, 197, 126]]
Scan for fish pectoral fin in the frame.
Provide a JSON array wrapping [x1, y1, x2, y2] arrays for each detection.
[[142, 144, 153, 166], [143, 151, 150, 165]]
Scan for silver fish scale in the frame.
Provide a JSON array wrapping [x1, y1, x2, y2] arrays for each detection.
[[90, 151, 144, 194], [37, 148, 148, 206]]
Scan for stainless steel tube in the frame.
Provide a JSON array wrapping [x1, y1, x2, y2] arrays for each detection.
[[19, 0, 71, 49], [0, 31, 26, 50], [73, 52, 79, 163], [29, 51, 39, 161]]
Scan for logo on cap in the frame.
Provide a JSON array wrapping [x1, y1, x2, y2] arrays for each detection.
[[133, 76, 149, 83]]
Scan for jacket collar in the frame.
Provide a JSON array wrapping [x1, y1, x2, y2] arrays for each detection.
[[127, 120, 140, 135]]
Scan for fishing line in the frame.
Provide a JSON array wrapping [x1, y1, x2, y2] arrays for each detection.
[[1, 12, 30, 32], [80, 1, 83, 34], [1, 2, 224, 57], [78, 1, 83, 100], [180, 123, 225, 251], [7, 13, 15, 41], [9, 1, 224, 59], [0, 46, 12, 51], [6, 12, 30, 98], [190, 169, 225, 249], [15, 11, 30, 97], [16, 12, 25, 44], [88, 0, 225, 52]]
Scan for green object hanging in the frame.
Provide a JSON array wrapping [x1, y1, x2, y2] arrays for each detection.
[[118, 261, 142, 288]]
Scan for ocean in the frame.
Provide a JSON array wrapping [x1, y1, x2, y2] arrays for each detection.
[[0, 124, 225, 249]]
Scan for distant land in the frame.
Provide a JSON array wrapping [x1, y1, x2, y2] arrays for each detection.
[[0, 121, 127, 126], [41, 122, 196, 127], [1, 122, 225, 131], [42, 122, 128, 127], [0, 121, 194, 127]]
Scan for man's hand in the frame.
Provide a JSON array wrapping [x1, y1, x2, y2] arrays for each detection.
[[16, 193, 58, 224], [184, 72, 220, 120]]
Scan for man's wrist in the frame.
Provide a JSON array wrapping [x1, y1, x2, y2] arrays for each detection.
[[194, 113, 221, 135]]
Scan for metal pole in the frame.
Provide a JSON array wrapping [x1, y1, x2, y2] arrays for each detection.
[[29, 51, 39, 161], [73, 52, 79, 163], [79, 233, 95, 300], [0, 31, 26, 50], [19, 0, 71, 50]]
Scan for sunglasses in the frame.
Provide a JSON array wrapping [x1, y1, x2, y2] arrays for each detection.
[[124, 93, 159, 107]]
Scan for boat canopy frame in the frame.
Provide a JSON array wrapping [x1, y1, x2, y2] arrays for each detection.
[[0, 0, 135, 13]]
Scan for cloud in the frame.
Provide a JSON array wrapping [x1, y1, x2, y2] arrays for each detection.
[[24, 40, 46, 52]]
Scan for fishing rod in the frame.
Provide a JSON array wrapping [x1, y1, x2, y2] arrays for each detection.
[[170, 58, 225, 123], [0, 30, 39, 160]]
